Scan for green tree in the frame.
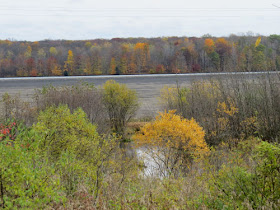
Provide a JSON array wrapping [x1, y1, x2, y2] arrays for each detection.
[[209, 51, 220, 70], [102, 80, 138, 136], [252, 44, 267, 71]]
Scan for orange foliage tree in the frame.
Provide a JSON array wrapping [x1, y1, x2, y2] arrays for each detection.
[[134, 43, 150, 73], [204, 38, 215, 54], [133, 110, 209, 177], [30, 68, 38, 77]]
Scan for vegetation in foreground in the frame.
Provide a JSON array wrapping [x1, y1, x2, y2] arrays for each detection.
[[0, 77, 280, 209]]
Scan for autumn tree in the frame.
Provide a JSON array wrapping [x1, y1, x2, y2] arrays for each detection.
[[24, 45, 32, 58], [30, 68, 38, 77], [49, 47, 58, 56], [155, 64, 166, 74], [181, 40, 199, 72], [128, 56, 137, 74], [83, 57, 93, 75], [110, 57, 116, 74], [204, 38, 215, 54], [85, 41, 92, 48], [25, 57, 36, 76], [46, 57, 62, 76], [119, 57, 128, 74], [215, 38, 232, 71], [133, 110, 209, 177], [134, 43, 150, 73], [64, 50, 74, 75], [51, 65, 62, 76], [37, 48, 46, 59], [119, 43, 131, 74]]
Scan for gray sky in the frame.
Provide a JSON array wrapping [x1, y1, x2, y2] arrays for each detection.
[[0, 0, 279, 41]]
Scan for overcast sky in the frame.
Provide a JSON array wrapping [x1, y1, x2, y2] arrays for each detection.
[[0, 0, 279, 41]]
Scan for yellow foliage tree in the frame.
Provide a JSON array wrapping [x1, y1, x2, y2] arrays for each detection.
[[133, 110, 209, 176], [24, 46, 32, 58], [49, 47, 58, 56], [51, 65, 62, 76], [213, 98, 242, 146], [217, 100, 238, 117], [255, 37, 261, 47], [64, 50, 74, 75]]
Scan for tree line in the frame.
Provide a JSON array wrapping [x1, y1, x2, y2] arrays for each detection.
[[0, 34, 280, 77]]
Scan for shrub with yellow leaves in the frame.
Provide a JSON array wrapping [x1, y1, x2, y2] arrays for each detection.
[[217, 100, 238, 117], [133, 110, 209, 177]]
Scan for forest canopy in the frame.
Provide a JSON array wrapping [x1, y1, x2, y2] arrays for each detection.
[[0, 34, 280, 77]]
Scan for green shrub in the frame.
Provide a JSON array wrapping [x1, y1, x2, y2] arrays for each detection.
[[32, 104, 99, 160], [205, 141, 280, 209], [0, 139, 65, 209]]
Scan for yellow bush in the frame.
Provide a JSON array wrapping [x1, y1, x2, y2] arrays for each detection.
[[133, 110, 209, 158]]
